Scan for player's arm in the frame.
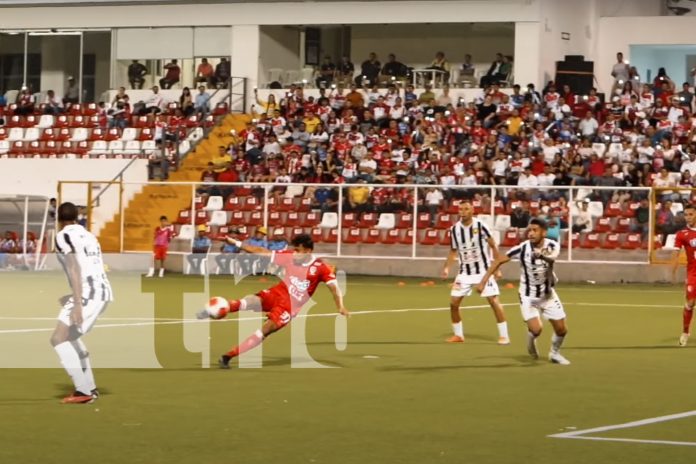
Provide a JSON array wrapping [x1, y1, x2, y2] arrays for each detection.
[[326, 280, 349, 317], [441, 249, 457, 279], [225, 236, 271, 256], [486, 236, 504, 279], [63, 253, 84, 328], [533, 242, 560, 264], [476, 254, 511, 293]]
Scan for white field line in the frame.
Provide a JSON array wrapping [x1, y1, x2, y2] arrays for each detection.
[[0, 301, 683, 335], [549, 410, 696, 447]]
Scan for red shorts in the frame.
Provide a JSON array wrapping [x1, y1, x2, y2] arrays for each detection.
[[687, 276, 696, 301], [154, 245, 168, 261], [256, 287, 294, 329]]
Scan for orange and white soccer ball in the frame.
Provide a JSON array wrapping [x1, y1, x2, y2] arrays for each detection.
[[205, 296, 229, 319]]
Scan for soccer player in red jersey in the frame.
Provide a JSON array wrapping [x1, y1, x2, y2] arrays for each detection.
[[146, 215, 176, 278], [198, 234, 349, 368], [673, 204, 696, 346]]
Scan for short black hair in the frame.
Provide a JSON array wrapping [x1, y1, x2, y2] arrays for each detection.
[[529, 218, 548, 230], [159, 215, 168, 221], [57, 202, 79, 222], [685, 204, 696, 212], [291, 233, 314, 250]]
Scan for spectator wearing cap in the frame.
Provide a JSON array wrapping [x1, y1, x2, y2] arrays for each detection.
[[187, 225, 211, 275], [239, 227, 269, 275]]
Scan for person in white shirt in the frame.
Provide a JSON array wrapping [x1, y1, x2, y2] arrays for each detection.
[[425, 188, 444, 223], [537, 165, 556, 187], [572, 200, 593, 232], [144, 86, 164, 114], [578, 112, 599, 137], [518, 167, 539, 188], [611, 52, 630, 86], [51, 202, 113, 404], [681, 152, 696, 174], [262, 134, 281, 157]]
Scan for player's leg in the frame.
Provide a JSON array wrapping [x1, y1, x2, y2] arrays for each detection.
[[67, 301, 109, 396], [158, 256, 166, 277], [198, 294, 261, 319], [219, 318, 281, 368], [481, 278, 509, 345], [520, 297, 542, 359], [679, 284, 696, 346], [50, 317, 93, 403], [147, 251, 156, 277], [447, 295, 465, 343], [543, 292, 570, 365]]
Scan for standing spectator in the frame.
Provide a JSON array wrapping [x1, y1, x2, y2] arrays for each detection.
[[214, 57, 231, 88], [160, 59, 181, 89], [425, 187, 444, 225], [572, 200, 592, 232], [187, 225, 211, 275], [611, 52, 630, 87], [147, 142, 170, 180], [356, 52, 381, 87], [195, 58, 215, 88], [63, 77, 79, 105], [128, 60, 148, 89], [147, 215, 176, 278]]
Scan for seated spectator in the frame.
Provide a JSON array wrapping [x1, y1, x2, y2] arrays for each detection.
[[347, 180, 371, 215], [572, 199, 592, 232], [63, 77, 79, 105], [239, 227, 269, 275], [425, 187, 444, 225], [459, 54, 476, 87], [510, 204, 531, 228], [632, 198, 650, 238], [316, 56, 336, 89], [267, 233, 288, 251], [128, 60, 148, 89], [43, 90, 63, 115], [213, 57, 231, 88], [141, 86, 164, 115], [159, 59, 181, 89], [337, 56, 355, 85], [194, 86, 211, 116], [380, 54, 408, 84], [179, 87, 194, 116], [195, 58, 215, 88], [481, 53, 505, 87], [15, 86, 35, 116], [427, 51, 451, 85], [0, 231, 17, 269], [215, 234, 240, 275], [186, 225, 211, 275], [418, 84, 435, 106], [148, 142, 170, 180]]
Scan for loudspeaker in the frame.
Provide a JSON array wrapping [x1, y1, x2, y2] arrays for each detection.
[[555, 55, 594, 94]]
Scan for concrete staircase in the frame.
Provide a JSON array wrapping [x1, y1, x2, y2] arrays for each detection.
[[98, 113, 251, 252]]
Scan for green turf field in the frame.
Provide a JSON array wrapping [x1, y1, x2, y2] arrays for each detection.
[[1, 271, 696, 464]]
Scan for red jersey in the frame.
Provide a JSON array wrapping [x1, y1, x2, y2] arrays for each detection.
[[270, 251, 337, 308], [675, 227, 696, 278], [154, 225, 175, 247]]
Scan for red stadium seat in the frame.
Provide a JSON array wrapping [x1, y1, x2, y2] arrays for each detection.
[[440, 229, 452, 246], [133, 115, 150, 128], [311, 228, 323, 243], [228, 211, 245, 225], [420, 229, 440, 245], [285, 212, 300, 227], [291, 227, 305, 239], [563, 232, 581, 249], [399, 229, 415, 245], [396, 213, 413, 229], [604, 202, 623, 217], [278, 197, 294, 212], [581, 232, 600, 249], [224, 196, 241, 211], [268, 211, 283, 226], [357, 213, 377, 228], [213, 102, 229, 116], [247, 211, 263, 226], [594, 217, 612, 233], [343, 228, 362, 244], [615, 217, 631, 233], [472, 199, 483, 214], [6, 115, 22, 128], [9, 141, 27, 157], [176, 209, 192, 224], [139, 127, 154, 141], [193, 196, 205, 210], [364, 229, 381, 244], [416, 213, 431, 229], [194, 211, 209, 225], [54, 115, 69, 128], [602, 233, 621, 249], [23, 115, 37, 128], [502, 229, 520, 247], [493, 200, 505, 215], [242, 196, 262, 211], [621, 233, 642, 249], [298, 197, 312, 212], [89, 128, 105, 141], [507, 200, 522, 214], [325, 229, 338, 243], [105, 128, 121, 142], [84, 103, 98, 116], [54, 128, 71, 142], [446, 199, 462, 214], [435, 213, 452, 229], [653, 234, 663, 250], [382, 229, 401, 244], [529, 201, 540, 215], [342, 213, 357, 228], [0, 128, 8, 140], [70, 115, 85, 128], [68, 104, 83, 115], [86, 115, 100, 128], [301, 212, 320, 227], [212, 225, 231, 241], [625, 201, 640, 218], [271, 226, 287, 240]]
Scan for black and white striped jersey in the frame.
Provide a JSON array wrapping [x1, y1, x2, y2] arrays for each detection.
[[450, 218, 494, 277], [506, 238, 560, 298], [55, 224, 113, 302]]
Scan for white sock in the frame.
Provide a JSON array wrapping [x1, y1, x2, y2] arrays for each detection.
[[54, 341, 90, 393], [239, 299, 247, 311], [551, 333, 565, 354], [452, 321, 464, 338], [158, 268, 165, 277], [527, 330, 538, 346], [146, 267, 154, 277], [497, 322, 509, 339], [71, 339, 95, 391]]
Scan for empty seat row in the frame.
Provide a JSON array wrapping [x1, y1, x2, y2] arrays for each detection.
[[0, 139, 158, 158], [0, 126, 156, 143]]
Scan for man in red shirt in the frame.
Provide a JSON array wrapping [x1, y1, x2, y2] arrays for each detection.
[[198, 234, 349, 368], [159, 59, 181, 89], [673, 204, 696, 346], [147, 215, 176, 278]]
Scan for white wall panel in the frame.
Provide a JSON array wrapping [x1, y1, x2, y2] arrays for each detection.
[[193, 27, 232, 57], [115, 27, 193, 59]]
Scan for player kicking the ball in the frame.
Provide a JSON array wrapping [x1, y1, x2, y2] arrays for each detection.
[[51, 202, 113, 403], [672, 204, 696, 346], [197, 233, 349, 368], [477, 218, 570, 365], [441, 201, 509, 344]]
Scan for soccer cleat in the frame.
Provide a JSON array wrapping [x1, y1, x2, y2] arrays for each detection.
[[549, 352, 571, 365], [91, 388, 100, 399], [527, 338, 539, 359], [196, 309, 211, 320], [158, 269, 165, 278], [679, 333, 690, 347], [218, 355, 231, 369], [145, 268, 154, 278], [61, 391, 95, 404], [497, 336, 511, 345], [445, 335, 465, 343]]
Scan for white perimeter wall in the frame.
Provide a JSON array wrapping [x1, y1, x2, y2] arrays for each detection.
[[0, 159, 148, 235]]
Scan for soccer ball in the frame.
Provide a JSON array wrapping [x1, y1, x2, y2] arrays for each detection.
[[205, 296, 229, 319]]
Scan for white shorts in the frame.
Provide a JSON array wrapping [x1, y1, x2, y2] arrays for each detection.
[[519, 290, 566, 322], [57, 298, 109, 335], [451, 274, 499, 298]]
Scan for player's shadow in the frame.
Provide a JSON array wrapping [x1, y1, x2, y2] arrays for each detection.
[[51, 383, 114, 399], [567, 345, 691, 350], [378, 360, 537, 373], [306, 341, 442, 346]]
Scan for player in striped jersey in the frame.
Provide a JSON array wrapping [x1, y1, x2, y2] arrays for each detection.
[[477, 218, 570, 365], [50, 202, 113, 403], [441, 202, 509, 344]]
